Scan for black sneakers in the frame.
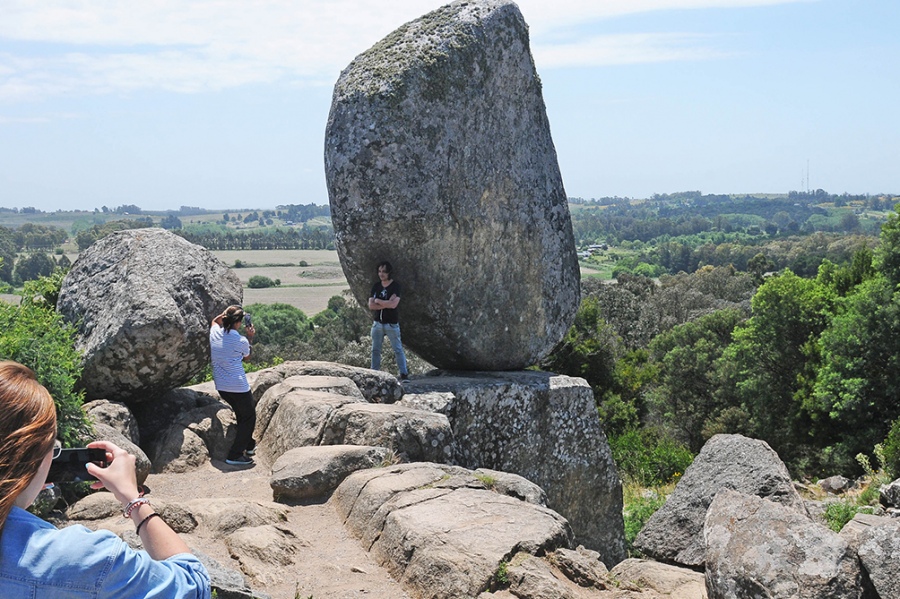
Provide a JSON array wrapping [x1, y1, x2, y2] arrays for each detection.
[[225, 455, 254, 466], [399, 374, 410, 383]]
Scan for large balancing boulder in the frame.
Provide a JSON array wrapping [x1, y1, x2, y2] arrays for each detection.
[[57, 228, 242, 402], [325, 0, 579, 370]]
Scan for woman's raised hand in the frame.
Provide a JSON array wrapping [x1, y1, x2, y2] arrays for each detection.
[[85, 440, 140, 505]]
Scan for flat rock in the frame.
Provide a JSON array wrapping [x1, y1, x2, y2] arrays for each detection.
[[610, 559, 706, 599], [256, 361, 402, 404], [270, 445, 389, 501], [325, 0, 579, 370], [332, 463, 573, 599], [320, 402, 454, 463]]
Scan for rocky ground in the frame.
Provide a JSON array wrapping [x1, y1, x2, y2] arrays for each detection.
[[108, 457, 412, 599]]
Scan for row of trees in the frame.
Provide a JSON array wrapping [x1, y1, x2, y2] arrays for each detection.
[[611, 233, 875, 279], [175, 225, 333, 250], [569, 192, 892, 247]]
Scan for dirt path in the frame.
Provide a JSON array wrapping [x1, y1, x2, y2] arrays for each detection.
[[144, 460, 412, 599]]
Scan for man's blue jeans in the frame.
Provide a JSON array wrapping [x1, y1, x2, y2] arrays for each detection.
[[371, 321, 408, 376]]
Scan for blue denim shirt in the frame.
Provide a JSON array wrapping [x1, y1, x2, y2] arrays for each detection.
[[0, 507, 211, 599]]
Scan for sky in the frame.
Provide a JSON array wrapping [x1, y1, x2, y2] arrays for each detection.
[[0, 0, 897, 212]]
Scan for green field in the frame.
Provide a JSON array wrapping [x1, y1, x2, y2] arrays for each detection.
[[215, 249, 350, 315]]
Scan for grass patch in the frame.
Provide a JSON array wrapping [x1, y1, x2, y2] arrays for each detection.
[[622, 481, 674, 557]]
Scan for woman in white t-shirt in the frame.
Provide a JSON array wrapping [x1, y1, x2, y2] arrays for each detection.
[[209, 306, 256, 466]]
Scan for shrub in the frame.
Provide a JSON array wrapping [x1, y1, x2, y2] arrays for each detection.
[[247, 275, 277, 288], [0, 299, 89, 445], [882, 418, 900, 479], [823, 501, 874, 532], [610, 427, 694, 487], [623, 486, 668, 556]]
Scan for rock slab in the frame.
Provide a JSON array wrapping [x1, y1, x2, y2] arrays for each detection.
[[325, 0, 579, 370], [57, 228, 241, 402], [332, 463, 573, 599], [402, 371, 626, 566]]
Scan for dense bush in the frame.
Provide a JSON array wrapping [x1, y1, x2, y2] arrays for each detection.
[[247, 275, 278, 288], [242, 303, 311, 346], [882, 418, 900, 479], [0, 286, 89, 445], [609, 427, 694, 487], [13, 251, 57, 284]]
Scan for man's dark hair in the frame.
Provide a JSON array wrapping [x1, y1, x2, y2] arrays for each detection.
[[377, 261, 393, 274]]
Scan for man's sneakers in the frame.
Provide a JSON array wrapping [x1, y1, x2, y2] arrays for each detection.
[[245, 440, 257, 457], [399, 373, 410, 383], [225, 455, 254, 467]]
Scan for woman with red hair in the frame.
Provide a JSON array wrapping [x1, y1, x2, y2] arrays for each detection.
[[0, 360, 210, 598]]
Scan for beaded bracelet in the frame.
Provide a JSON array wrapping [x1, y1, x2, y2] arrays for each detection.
[[123, 497, 150, 518], [135, 512, 161, 535]]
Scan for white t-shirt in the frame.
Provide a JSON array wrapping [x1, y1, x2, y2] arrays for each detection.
[[209, 323, 251, 393]]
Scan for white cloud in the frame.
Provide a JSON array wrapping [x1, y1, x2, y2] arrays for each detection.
[[0, 0, 812, 101], [533, 33, 729, 68]]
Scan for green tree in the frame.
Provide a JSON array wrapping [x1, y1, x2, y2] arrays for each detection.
[[720, 271, 834, 463], [809, 277, 900, 471], [13, 252, 56, 284], [542, 296, 624, 400], [242, 303, 311, 346], [160, 214, 183, 230], [874, 205, 900, 287], [648, 308, 745, 452]]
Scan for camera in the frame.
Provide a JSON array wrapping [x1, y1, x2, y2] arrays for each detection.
[[243, 313, 252, 327], [47, 448, 107, 483]]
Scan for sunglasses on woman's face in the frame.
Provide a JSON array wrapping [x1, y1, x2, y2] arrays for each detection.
[[52, 439, 62, 460]]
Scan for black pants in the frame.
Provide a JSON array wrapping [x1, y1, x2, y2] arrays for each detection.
[[217, 389, 256, 460]]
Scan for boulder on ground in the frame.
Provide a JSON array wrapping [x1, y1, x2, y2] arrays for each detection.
[[879, 478, 900, 507], [270, 445, 389, 501], [143, 392, 234, 472], [634, 434, 807, 567], [475, 468, 547, 506], [818, 475, 852, 494], [704, 489, 864, 599], [57, 228, 241, 402], [83, 399, 140, 444], [325, 0, 579, 371], [225, 525, 299, 584], [855, 517, 900, 599], [839, 511, 895, 548], [320, 403, 454, 463], [194, 549, 271, 599], [550, 546, 610, 590], [91, 422, 151, 485], [254, 388, 363, 465]]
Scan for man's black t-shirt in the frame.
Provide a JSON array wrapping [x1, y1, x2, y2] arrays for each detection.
[[371, 280, 401, 324]]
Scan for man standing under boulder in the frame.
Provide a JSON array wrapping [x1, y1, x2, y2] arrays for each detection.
[[210, 305, 257, 466], [369, 261, 409, 382]]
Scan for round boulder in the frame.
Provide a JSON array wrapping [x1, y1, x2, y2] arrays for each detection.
[[57, 228, 242, 402], [325, 0, 579, 370]]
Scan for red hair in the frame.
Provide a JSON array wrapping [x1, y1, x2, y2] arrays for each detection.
[[0, 361, 57, 530]]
